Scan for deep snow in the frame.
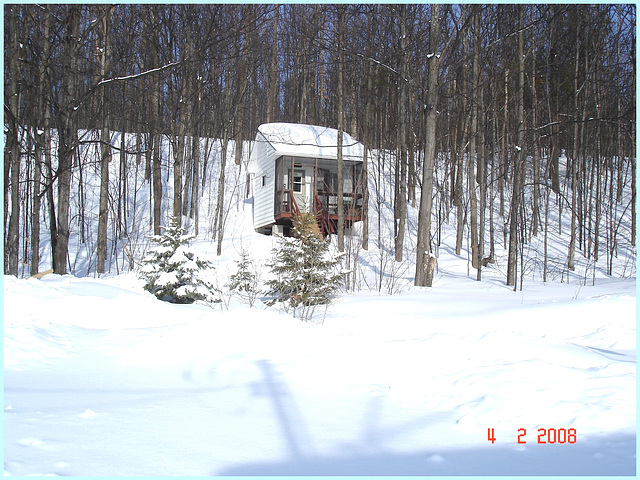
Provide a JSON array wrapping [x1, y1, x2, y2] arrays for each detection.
[[3, 130, 637, 475], [3, 264, 636, 475]]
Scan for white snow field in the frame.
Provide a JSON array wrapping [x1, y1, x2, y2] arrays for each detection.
[[4, 261, 636, 475], [3, 133, 637, 475]]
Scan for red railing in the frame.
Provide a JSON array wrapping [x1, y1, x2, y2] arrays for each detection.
[[314, 192, 334, 237], [288, 190, 301, 217], [277, 188, 363, 238]]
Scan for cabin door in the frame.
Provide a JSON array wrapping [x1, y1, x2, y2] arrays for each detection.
[[291, 167, 312, 212]]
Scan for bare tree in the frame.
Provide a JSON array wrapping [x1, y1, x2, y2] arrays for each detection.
[[394, 5, 408, 262], [51, 5, 82, 274], [506, 6, 526, 288], [336, 5, 346, 252], [5, 5, 21, 275], [267, 5, 279, 123], [415, 4, 441, 287], [97, 6, 113, 274], [5, 4, 635, 283]]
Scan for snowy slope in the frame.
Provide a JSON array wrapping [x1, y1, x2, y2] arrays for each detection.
[[3, 130, 637, 475]]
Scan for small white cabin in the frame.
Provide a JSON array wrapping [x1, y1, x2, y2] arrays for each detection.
[[248, 123, 365, 237]]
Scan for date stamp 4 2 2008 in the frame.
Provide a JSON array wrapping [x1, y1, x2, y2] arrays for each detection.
[[488, 427, 577, 445]]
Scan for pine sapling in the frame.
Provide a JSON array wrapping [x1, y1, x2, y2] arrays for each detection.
[[227, 249, 260, 307], [139, 216, 219, 304], [267, 212, 344, 322]]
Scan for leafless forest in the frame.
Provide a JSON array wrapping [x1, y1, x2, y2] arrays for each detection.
[[4, 5, 636, 287]]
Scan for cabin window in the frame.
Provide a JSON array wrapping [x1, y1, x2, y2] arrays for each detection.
[[293, 169, 304, 193], [344, 166, 354, 191], [261, 175, 266, 187], [328, 172, 338, 192]]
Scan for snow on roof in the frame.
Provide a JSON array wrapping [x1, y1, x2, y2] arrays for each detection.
[[257, 123, 364, 162]]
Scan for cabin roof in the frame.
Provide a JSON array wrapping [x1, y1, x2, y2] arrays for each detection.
[[256, 123, 364, 162]]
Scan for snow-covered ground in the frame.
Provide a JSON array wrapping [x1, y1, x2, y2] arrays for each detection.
[[3, 133, 636, 475], [4, 253, 636, 475]]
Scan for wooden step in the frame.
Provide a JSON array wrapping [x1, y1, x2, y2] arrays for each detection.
[[311, 220, 321, 236]]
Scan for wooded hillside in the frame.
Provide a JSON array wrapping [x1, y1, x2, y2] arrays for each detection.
[[4, 5, 636, 288]]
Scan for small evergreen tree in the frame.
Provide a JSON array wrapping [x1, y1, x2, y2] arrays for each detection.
[[267, 212, 344, 322], [139, 217, 219, 304], [227, 249, 260, 307]]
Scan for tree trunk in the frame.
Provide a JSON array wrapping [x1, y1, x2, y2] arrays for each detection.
[[32, 123, 45, 276], [119, 116, 128, 239], [454, 137, 464, 255], [53, 5, 81, 275], [361, 143, 370, 251], [267, 5, 279, 123], [43, 103, 57, 268], [172, 112, 187, 226], [360, 27, 374, 251], [476, 10, 487, 280], [500, 69, 509, 220], [152, 134, 163, 236], [215, 134, 228, 256], [182, 137, 193, 218], [5, 6, 21, 275], [506, 7, 525, 288], [336, 5, 346, 252], [190, 133, 200, 235], [632, 45, 636, 248], [97, 7, 112, 274], [568, 21, 581, 271], [172, 132, 185, 226], [530, 31, 540, 238], [547, 6, 561, 194], [468, 21, 479, 271], [149, 7, 163, 236], [394, 5, 408, 262], [415, 4, 440, 287]]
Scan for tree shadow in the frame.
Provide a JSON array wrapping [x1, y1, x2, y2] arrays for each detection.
[[214, 360, 636, 476]]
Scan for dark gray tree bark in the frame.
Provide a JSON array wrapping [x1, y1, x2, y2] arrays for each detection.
[[97, 6, 113, 274], [5, 6, 21, 275], [32, 7, 52, 277], [415, 4, 441, 287], [53, 5, 82, 274], [336, 5, 346, 253], [395, 5, 409, 263], [506, 7, 525, 288], [267, 5, 279, 123]]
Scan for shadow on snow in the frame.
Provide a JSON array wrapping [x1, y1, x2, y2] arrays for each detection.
[[215, 359, 636, 476]]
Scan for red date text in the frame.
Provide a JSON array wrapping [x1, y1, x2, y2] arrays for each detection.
[[488, 427, 577, 444]]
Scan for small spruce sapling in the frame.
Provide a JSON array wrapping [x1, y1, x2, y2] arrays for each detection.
[[139, 217, 219, 304], [227, 249, 260, 307], [267, 212, 344, 321]]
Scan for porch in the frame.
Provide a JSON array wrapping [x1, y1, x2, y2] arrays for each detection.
[[273, 155, 364, 237]]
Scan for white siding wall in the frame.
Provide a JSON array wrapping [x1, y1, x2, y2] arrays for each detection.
[[252, 133, 276, 230]]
